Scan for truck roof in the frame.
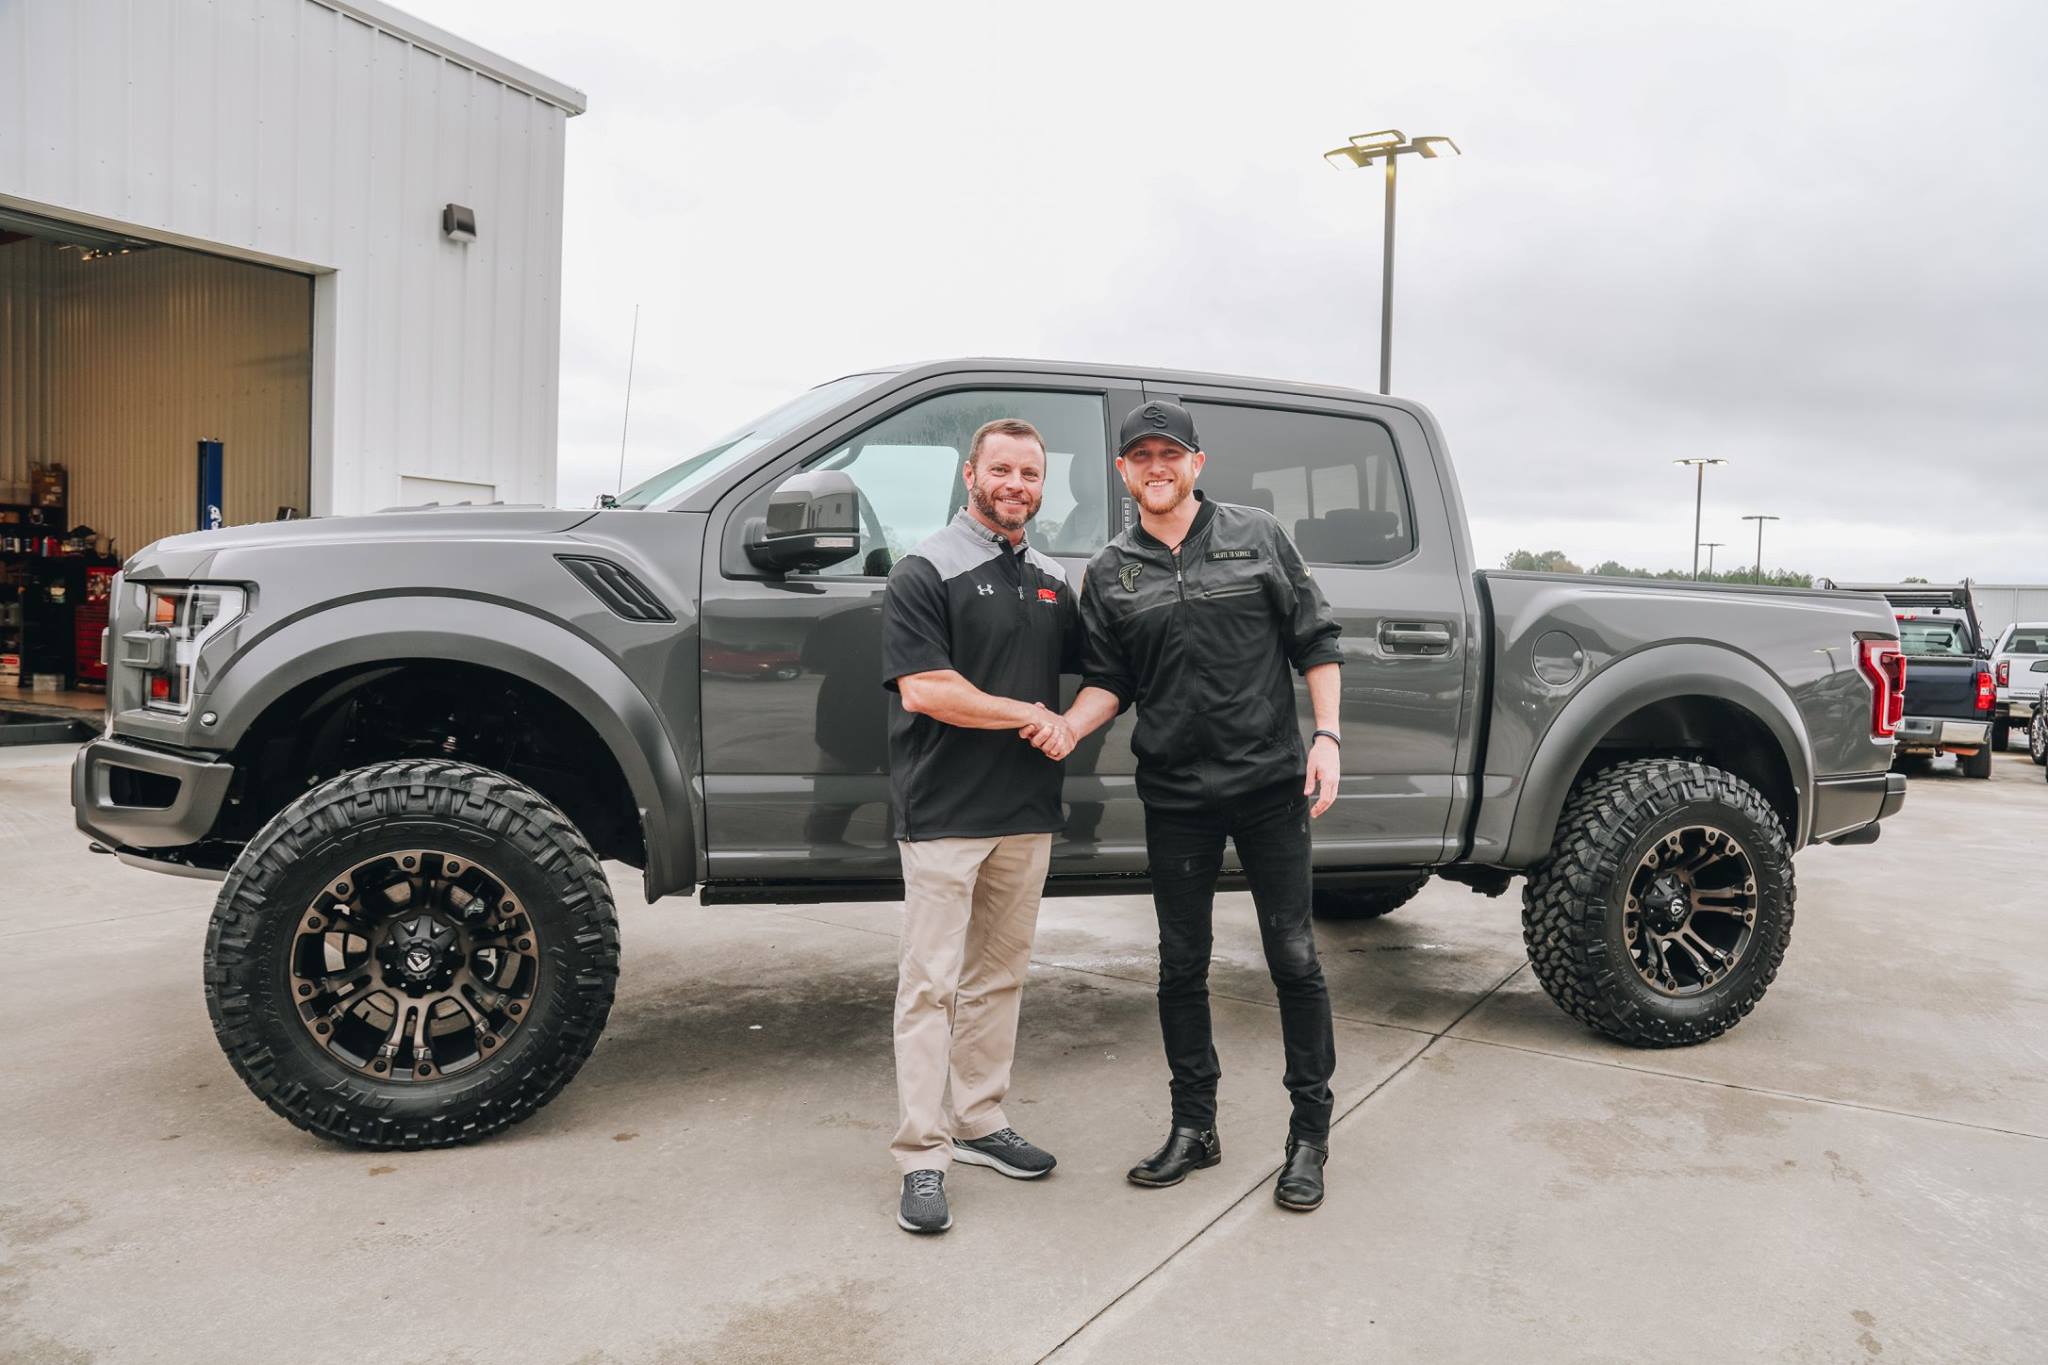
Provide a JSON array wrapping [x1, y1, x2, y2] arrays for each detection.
[[853, 357, 1424, 414]]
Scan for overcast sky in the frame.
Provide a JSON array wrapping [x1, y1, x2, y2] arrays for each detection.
[[412, 0, 2045, 582]]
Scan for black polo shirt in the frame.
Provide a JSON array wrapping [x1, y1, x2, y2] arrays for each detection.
[[882, 509, 1081, 841]]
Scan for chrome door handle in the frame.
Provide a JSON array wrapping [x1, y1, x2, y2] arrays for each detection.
[[1378, 621, 1453, 653]]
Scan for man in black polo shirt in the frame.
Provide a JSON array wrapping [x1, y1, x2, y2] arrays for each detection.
[[1059, 400, 1345, 1213], [880, 417, 1080, 1234]]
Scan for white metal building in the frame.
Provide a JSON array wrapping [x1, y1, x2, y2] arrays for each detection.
[[1974, 586, 2048, 642], [0, 0, 583, 562]]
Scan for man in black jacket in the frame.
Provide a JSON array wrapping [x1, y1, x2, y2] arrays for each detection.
[[1049, 400, 1344, 1212]]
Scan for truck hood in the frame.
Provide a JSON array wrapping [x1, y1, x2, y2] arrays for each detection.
[[126, 506, 600, 581]]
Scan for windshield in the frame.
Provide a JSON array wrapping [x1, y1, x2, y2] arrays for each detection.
[[1896, 620, 1972, 656], [2003, 628, 2048, 655], [616, 373, 889, 508]]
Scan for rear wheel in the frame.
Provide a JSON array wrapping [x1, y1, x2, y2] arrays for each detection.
[[204, 760, 619, 1150], [1522, 759, 1794, 1048], [1991, 720, 2010, 752], [1961, 744, 1994, 779], [1311, 875, 1429, 921]]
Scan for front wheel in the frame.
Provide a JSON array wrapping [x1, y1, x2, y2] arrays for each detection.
[[1311, 875, 1429, 921], [204, 760, 620, 1149], [1991, 720, 2010, 753], [1521, 759, 1794, 1048]]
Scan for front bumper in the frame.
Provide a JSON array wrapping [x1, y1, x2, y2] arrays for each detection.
[[72, 736, 235, 851], [1812, 770, 1907, 844], [1893, 715, 1991, 751]]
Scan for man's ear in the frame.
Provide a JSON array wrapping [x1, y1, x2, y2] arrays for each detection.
[[1189, 450, 1207, 480]]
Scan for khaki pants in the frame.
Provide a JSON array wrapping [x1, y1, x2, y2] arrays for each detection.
[[891, 832, 1052, 1175]]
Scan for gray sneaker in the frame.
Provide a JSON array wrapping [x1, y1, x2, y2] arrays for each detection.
[[953, 1127, 1057, 1179], [898, 1169, 952, 1233]]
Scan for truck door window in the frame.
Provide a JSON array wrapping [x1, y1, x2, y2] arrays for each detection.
[[806, 389, 1109, 575], [1181, 402, 1415, 566]]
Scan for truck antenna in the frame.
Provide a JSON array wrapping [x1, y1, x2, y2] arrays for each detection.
[[614, 303, 641, 496]]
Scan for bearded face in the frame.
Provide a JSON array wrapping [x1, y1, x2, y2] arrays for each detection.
[[1117, 436, 1203, 516], [966, 432, 1046, 532]]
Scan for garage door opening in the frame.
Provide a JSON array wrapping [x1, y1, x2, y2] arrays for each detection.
[[1, 206, 311, 724]]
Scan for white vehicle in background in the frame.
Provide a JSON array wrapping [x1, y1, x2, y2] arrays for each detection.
[[1989, 622, 2048, 753]]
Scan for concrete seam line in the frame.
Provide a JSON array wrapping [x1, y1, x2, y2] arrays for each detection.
[[0, 904, 213, 940], [1442, 1034, 2048, 1144], [1035, 959, 1528, 1364]]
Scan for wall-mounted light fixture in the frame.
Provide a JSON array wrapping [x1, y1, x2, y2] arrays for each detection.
[[442, 203, 477, 244]]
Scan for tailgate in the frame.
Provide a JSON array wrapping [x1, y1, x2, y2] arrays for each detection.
[[1902, 656, 1983, 719]]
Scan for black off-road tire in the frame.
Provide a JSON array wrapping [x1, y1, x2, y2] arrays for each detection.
[[204, 760, 620, 1150], [1521, 759, 1794, 1048], [1991, 719, 2010, 753], [1311, 875, 1430, 921], [1961, 743, 1994, 779]]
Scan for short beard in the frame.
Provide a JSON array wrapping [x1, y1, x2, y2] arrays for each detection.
[[972, 483, 1038, 531], [1131, 474, 1190, 515]]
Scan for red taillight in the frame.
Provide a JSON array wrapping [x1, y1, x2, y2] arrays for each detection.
[[1997, 660, 2010, 687], [1976, 669, 1996, 712], [1857, 639, 1906, 739], [149, 675, 171, 701]]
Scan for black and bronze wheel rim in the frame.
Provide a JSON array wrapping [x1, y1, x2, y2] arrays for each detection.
[[288, 849, 541, 1081], [1622, 825, 1758, 997]]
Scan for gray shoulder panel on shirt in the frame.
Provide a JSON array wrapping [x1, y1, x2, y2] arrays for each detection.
[[909, 520, 1002, 582]]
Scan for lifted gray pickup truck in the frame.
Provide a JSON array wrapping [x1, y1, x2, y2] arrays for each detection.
[[74, 359, 1908, 1149]]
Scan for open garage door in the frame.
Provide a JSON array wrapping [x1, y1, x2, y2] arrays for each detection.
[[1, 206, 310, 712]]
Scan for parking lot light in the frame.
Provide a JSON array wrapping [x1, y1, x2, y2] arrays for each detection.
[[1743, 514, 1781, 585], [1673, 458, 1728, 580], [1323, 129, 1461, 394]]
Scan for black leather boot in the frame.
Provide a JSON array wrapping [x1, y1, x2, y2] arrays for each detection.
[[1126, 1125, 1222, 1187], [1274, 1136, 1327, 1211]]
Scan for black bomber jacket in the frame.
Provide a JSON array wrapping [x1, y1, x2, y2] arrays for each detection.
[[1078, 492, 1344, 810]]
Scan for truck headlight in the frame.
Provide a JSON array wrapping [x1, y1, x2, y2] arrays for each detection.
[[137, 583, 246, 714]]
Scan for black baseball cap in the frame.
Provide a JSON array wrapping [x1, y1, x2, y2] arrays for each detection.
[[1117, 401, 1201, 456]]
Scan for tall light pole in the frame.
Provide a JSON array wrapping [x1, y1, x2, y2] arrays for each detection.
[[1323, 130, 1460, 395], [1673, 458, 1727, 580], [1700, 542, 1725, 577], [1742, 513, 1780, 585]]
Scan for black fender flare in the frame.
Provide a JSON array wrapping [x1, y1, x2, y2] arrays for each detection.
[[201, 595, 697, 898], [1503, 642, 1815, 865]]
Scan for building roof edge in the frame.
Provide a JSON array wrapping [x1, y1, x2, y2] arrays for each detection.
[[317, 0, 588, 114]]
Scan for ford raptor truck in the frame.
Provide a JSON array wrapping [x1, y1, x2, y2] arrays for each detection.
[[72, 360, 1908, 1149]]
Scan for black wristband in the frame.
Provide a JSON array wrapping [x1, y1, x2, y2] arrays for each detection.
[[1312, 729, 1341, 748]]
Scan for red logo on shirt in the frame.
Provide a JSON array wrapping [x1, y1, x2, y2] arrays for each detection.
[[1037, 588, 1059, 603]]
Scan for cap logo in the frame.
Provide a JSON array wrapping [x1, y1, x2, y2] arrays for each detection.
[[1118, 563, 1143, 593], [1143, 406, 1168, 429]]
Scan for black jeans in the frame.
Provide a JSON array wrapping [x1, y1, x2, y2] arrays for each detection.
[[1144, 779, 1335, 1144]]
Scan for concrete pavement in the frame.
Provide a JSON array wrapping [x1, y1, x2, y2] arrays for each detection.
[[3, 741, 2044, 1363]]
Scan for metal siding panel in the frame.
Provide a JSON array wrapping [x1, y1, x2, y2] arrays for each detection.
[[125, 0, 175, 229], [255, 0, 303, 255], [458, 71, 498, 488], [0, 2, 26, 192], [22, 0, 80, 207]]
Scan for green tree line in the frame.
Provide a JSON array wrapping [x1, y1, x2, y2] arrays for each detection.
[[1499, 549, 1813, 588]]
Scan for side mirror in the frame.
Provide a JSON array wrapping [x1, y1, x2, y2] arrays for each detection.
[[745, 470, 862, 574]]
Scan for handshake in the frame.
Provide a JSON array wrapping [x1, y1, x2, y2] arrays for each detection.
[[1019, 702, 1078, 762]]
